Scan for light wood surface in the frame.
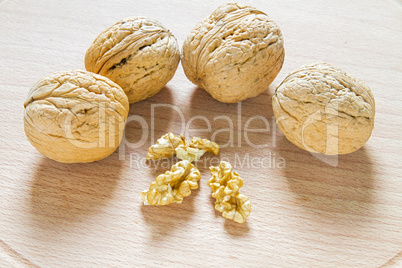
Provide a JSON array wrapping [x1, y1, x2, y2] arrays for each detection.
[[1, 0, 401, 267]]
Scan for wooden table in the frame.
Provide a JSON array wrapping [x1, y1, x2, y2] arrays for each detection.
[[1, 0, 401, 267]]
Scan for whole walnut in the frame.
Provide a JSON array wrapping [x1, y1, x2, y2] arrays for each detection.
[[85, 17, 180, 103], [23, 70, 129, 163], [272, 62, 375, 155], [182, 3, 285, 103]]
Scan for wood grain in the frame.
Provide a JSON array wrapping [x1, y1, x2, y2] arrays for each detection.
[[0, 0, 401, 267]]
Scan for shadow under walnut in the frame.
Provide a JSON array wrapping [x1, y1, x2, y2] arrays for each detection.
[[121, 86, 174, 160], [29, 151, 123, 226], [273, 136, 375, 222], [188, 85, 275, 149], [208, 193, 250, 236], [140, 184, 199, 241]]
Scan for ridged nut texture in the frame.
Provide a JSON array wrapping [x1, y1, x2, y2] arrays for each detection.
[[272, 62, 375, 155], [23, 70, 129, 163], [182, 3, 285, 103], [85, 17, 180, 103], [140, 160, 201, 206]]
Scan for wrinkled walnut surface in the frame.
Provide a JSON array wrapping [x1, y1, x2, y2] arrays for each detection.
[[23, 70, 129, 163], [272, 62, 375, 155], [140, 160, 201, 205], [175, 136, 220, 162], [85, 17, 180, 103], [146, 133, 220, 162], [208, 161, 251, 223], [146, 132, 185, 160], [182, 3, 285, 103]]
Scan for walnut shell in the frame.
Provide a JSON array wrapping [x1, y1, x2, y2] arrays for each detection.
[[23, 70, 129, 163], [272, 62, 375, 155], [182, 3, 285, 103], [85, 17, 180, 103]]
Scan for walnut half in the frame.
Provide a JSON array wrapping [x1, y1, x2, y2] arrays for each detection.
[[175, 136, 220, 162], [140, 160, 201, 205], [146, 132, 185, 160], [207, 161, 251, 223], [146, 133, 220, 162]]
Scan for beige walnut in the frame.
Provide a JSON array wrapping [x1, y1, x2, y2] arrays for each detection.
[[23, 70, 129, 163], [182, 3, 285, 103], [208, 161, 251, 223], [140, 160, 201, 205], [85, 17, 180, 103], [272, 62, 375, 155]]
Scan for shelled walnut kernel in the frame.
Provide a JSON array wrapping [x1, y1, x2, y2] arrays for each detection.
[[208, 161, 251, 223], [140, 160, 201, 205], [146, 132, 185, 160], [146, 133, 219, 162], [175, 137, 220, 162]]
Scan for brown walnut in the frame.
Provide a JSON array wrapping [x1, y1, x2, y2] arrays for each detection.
[[182, 3, 285, 103], [85, 17, 180, 103], [23, 70, 129, 163], [272, 62, 375, 155]]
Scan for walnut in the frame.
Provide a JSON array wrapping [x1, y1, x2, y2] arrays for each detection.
[[272, 62, 375, 155], [146, 133, 220, 162], [140, 160, 201, 205], [182, 3, 285, 103], [23, 70, 129, 163], [208, 161, 251, 223], [174, 146, 205, 163], [175, 137, 220, 162], [85, 17, 180, 104], [146, 132, 185, 160]]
